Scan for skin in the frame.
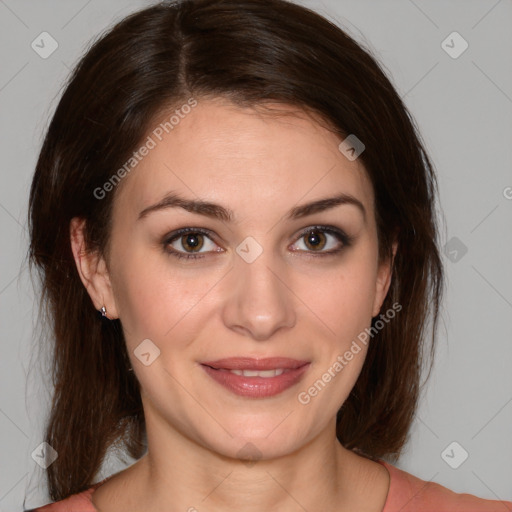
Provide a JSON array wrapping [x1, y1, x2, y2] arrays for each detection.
[[70, 97, 397, 512]]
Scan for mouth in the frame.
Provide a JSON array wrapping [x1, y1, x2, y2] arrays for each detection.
[[213, 368, 290, 377], [201, 357, 310, 371], [200, 357, 310, 398]]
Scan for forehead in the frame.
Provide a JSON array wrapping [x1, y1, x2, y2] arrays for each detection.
[[113, 98, 374, 223]]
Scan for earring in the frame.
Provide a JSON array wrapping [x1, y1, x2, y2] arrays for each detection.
[[100, 306, 107, 318]]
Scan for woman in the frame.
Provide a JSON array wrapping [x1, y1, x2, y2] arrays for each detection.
[[26, 0, 512, 511]]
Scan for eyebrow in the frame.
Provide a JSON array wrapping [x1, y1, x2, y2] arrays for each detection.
[[138, 191, 366, 223]]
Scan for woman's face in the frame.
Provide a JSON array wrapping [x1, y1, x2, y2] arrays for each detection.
[[82, 98, 395, 460]]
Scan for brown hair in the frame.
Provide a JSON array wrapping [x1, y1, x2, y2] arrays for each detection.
[[28, 0, 445, 502]]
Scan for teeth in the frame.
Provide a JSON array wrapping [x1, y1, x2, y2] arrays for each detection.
[[229, 369, 285, 377]]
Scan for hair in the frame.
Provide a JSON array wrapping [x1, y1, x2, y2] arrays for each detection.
[[28, 0, 445, 502]]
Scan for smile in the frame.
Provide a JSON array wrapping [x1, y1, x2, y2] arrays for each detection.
[[200, 358, 310, 398], [220, 368, 286, 377]]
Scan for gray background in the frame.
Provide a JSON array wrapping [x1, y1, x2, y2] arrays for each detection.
[[1, 0, 511, 510]]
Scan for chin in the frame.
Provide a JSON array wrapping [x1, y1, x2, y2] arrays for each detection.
[[201, 422, 307, 463]]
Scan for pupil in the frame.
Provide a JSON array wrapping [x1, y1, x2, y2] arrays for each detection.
[[183, 233, 202, 251], [309, 232, 320, 245], [306, 230, 325, 250]]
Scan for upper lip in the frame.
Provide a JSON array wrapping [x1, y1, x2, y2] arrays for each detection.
[[201, 357, 310, 371]]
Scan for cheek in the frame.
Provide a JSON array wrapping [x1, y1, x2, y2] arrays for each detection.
[[294, 261, 375, 414], [297, 252, 377, 340], [110, 247, 222, 346]]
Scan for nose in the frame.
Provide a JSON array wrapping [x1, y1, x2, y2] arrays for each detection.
[[221, 242, 296, 341]]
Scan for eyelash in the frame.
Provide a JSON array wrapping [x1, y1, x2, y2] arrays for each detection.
[[162, 225, 354, 261]]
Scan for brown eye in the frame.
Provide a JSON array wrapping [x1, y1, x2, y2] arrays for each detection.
[[180, 232, 204, 252], [163, 228, 222, 260], [303, 230, 327, 251], [290, 226, 353, 256]]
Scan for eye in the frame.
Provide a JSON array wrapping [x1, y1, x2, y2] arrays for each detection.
[[163, 228, 222, 260], [289, 226, 353, 256], [163, 225, 354, 261]]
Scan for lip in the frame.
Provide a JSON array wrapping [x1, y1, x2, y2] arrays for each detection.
[[201, 357, 310, 371], [200, 357, 310, 399]]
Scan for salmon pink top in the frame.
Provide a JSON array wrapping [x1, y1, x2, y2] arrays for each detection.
[[26, 459, 512, 511]]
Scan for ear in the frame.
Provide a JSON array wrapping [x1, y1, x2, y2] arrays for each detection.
[[69, 217, 119, 319], [372, 238, 398, 318]]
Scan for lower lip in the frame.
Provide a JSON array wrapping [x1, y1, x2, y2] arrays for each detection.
[[201, 364, 310, 398]]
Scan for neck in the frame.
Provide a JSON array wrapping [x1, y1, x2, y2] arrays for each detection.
[[128, 420, 367, 512]]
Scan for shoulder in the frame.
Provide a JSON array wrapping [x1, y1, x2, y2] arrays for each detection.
[[377, 459, 512, 512], [24, 479, 107, 512]]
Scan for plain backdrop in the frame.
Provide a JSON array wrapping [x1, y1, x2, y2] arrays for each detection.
[[0, 0, 511, 510]]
